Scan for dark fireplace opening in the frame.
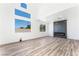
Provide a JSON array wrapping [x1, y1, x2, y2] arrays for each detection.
[[54, 20, 67, 38]]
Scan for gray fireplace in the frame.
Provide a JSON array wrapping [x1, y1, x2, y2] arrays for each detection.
[[54, 20, 67, 38]]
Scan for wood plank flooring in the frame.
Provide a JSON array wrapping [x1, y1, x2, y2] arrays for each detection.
[[0, 36, 79, 56]]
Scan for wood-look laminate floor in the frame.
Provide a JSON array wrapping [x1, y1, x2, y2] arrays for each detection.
[[0, 36, 79, 56]]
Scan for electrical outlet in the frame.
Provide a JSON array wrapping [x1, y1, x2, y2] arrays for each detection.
[[20, 38, 22, 42]]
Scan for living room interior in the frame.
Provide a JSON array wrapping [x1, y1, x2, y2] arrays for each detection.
[[0, 3, 79, 56]]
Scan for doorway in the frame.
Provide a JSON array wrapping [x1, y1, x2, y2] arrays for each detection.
[[54, 20, 67, 38]]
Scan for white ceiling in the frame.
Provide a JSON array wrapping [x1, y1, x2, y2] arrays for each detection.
[[31, 3, 77, 21]]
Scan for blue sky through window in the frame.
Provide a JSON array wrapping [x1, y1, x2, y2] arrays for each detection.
[[15, 19, 31, 29]]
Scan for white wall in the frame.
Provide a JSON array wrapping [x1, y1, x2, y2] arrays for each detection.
[[64, 6, 79, 40], [0, 3, 48, 45], [48, 6, 79, 40], [48, 22, 53, 36]]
